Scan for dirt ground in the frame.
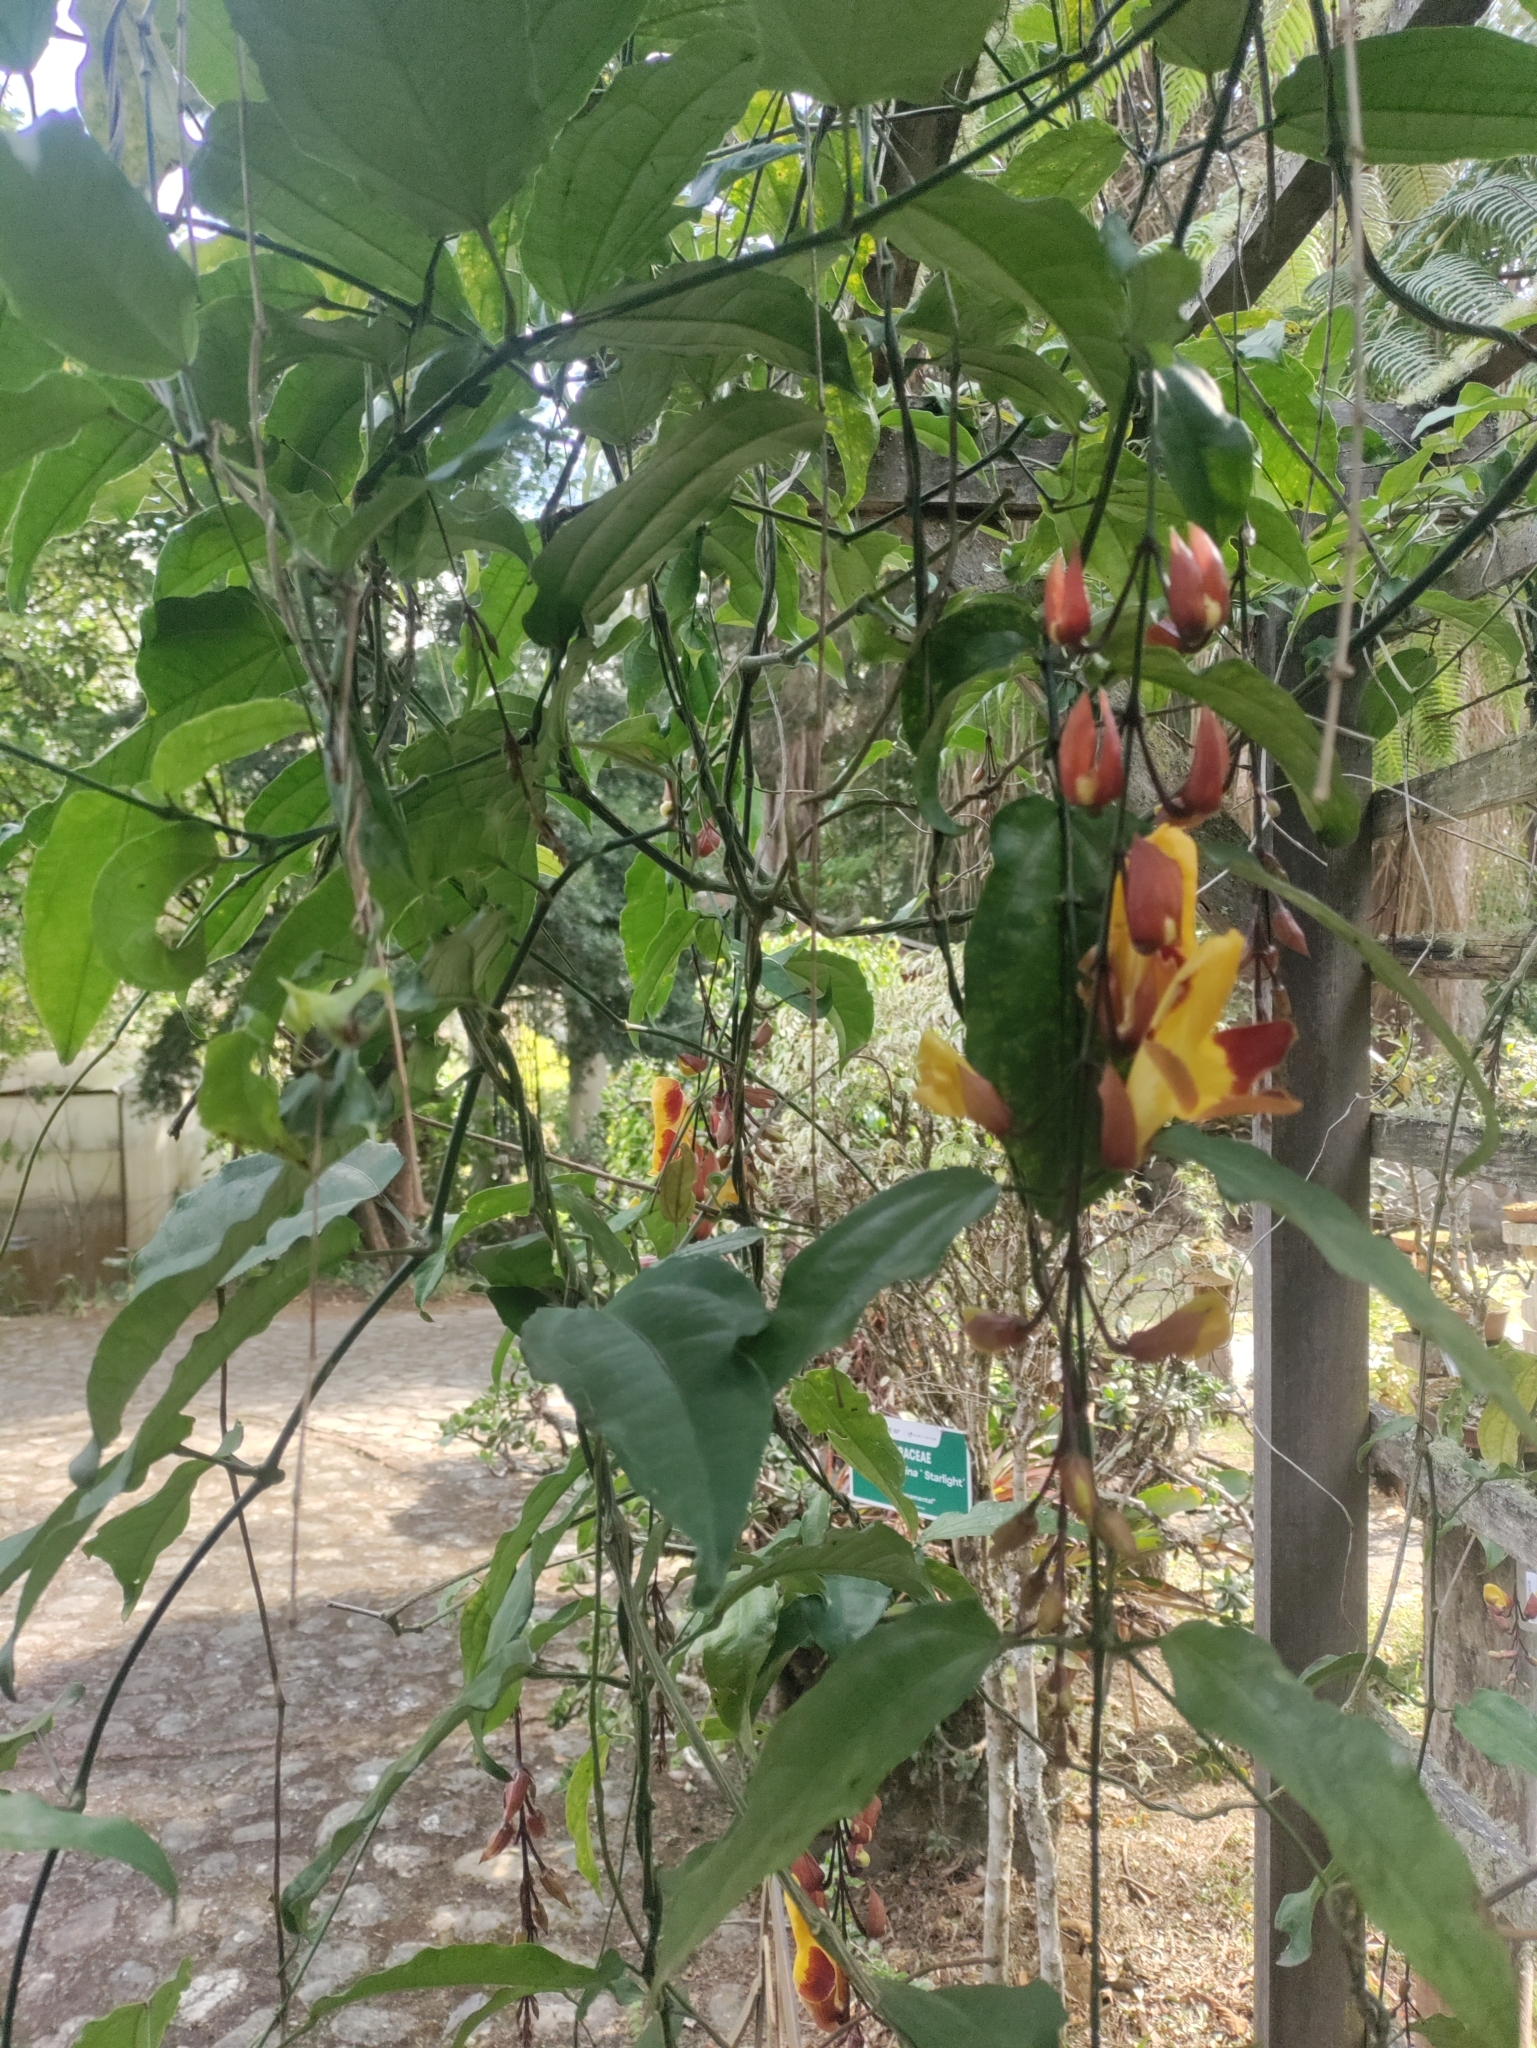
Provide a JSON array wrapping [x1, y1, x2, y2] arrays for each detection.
[[0, 1300, 1421, 2048]]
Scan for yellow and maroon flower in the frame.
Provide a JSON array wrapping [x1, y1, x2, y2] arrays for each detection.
[[914, 1029, 1012, 1137], [1117, 1288, 1232, 1361], [785, 1892, 850, 2031], [651, 1074, 686, 1172]]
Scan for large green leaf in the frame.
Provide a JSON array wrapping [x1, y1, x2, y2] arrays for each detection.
[[191, 101, 439, 305], [875, 1981, 1066, 2048], [954, 343, 1086, 427], [524, 35, 759, 311], [21, 791, 148, 1061], [83, 1440, 230, 1618], [1161, 1621, 1516, 2045], [998, 119, 1127, 207], [1150, 359, 1254, 538], [747, 1168, 998, 1389], [226, 0, 644, 235], [655, 1602, 1001, 1976], [521, 1258, 772, 1600], [0, 0, 53, 71], [1454, 1689, 1537, 1775], [0, 372, 109, 472], [746, 0, 999, 105], [1157, 1129, 1537, 1443], [1200, 844, 1496, 1167], [265, 355, 369, 499], [7, 382, 165, 609], [1273, 27, 1537, 163], [1106, 643, 1359, 846], [0, 115, 197, 377], [549, 267, 854, 390], [239, 865, 363, 1024], [713, 1523, 935, 1614], [137, 587, 305, 718], [0, 1791, 176, 1895], [91, 820, 220, 992], [153, 501, 265, 598], [899, 592, 1040, 752], [83, 1153, 311, 1451], [964, 794, 1127, 1223], [526, 389, 822, 644], [73, 1960, 191, 2048], [1154, 0, 1252, 74], [151, 701, 310, 795], [303, 1946, 624, 2034], [887, 178, 1129, 406]]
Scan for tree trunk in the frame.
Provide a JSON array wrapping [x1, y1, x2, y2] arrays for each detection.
[[1013, 1646, 1064, 1995], [981, 1691, 1015, 1981]]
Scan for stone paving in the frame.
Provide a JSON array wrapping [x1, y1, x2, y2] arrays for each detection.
[[0, 1296, 735, 2048]]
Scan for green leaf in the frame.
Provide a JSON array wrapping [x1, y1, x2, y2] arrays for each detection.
[[196, 1029, 299, 1159], [1479, 1347, 1537, 1469], [521, 1258, 772, 1600], [998, 119, 1127, 206], [1274, 1873, 1326, 1968], [0, 1790, 176, 1896], [21, 791, 149, 1061], [716, 1523, 935, 1614], [302, 1945, 621, 2033], [788, 1366, 918, 1535], [955, 344, 1086, 427], [83, 1436, 233, 1618], [460, 1448, 587, 1683], [899, 591, 1040, 752], [137, 588, 304, 718], [1161, 1620, 1517, 2044], [551, 267, 854, 391], [1202, 843, 1494, 1163], [222, 1141, 403, 1280], [282, 1633, 536, 1933], [0, 372, 109, 472], [1272, 27, 1537, 164], [628, 899, 699, 1021], [225, 0, 645, 235], [0, 115, 197, 377], [761, 942, 875, 1063], [151, 701, 309, 794], [191, 101, 440, 306], [0, 1686, 83, 1775], [565, 1740, 609, 1892], [7, 382, 165, 609], [1246, 494, 1314, 588], [887, 178, 1129, 406], [695, 1587, 778, 1742], [91, 820, 219, 992], [0, 0, 53, 71], [527, 390, 822, 645], [747, 1168, 998, 1390], [1454, 1689, 1537, 1773], [524, 35, 759, 311], [153, 502, 264, 598], [621, 851, 669, 982], [964, 794, 1126, 1222], [74, 1959, 192, 2048], [265, 355, 369, 500], [655, 1601, 1001, 1977], [1150, 359, 1254, 537], [1156, 1129, 1537, 1447], [239, 865, 364, 1024], [1107, 646, 1359, 846], [874, 1980, 1066, 2048], [746, 0, 999, 105], [1154, 0, 1252, 74], [83, 1152, 313, 1450]]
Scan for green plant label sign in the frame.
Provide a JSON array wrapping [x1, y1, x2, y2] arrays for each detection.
[[848, 1417, 972, 1519]]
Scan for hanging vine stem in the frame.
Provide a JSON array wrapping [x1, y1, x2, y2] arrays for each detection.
[[1313, 0, 1369, 804]]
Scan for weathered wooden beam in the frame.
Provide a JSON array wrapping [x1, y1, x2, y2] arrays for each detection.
[[1200, 0, 1492, 317], [1367, 1397, 1537, 1569], [1384, 933, 1537, 980], [1371, 1112, 1537, 1186], [1369, 730, 1537, 838]]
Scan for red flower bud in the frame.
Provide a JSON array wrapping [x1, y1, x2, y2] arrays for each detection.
[[1043, 549, 1092, 650], [1058, 688, 1124, 812], [1272, 901, 1310, 956], [1123, 835, 1185, 955], [678, 1052, 709, 1074], [708, 1090, 734, 1148], [790, 1852, 826, 1896], [859, 1886, 889, 1939], [694, 819, 722, 858], [751, 1020, 774, 1049], [1161, 708, 1230, 825], [693, 1146, 717, 1200], [1162, 525, 1229, 651], [1098, 1063, 1139, 1171]]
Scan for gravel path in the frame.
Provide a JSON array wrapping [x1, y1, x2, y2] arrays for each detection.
[[0, 1296, 680, 2048]]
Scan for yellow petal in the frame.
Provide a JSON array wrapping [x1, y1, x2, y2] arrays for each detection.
[[914, 1028, 968, 1119]]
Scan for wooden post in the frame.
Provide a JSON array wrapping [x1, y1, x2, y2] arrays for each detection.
[[1251, 632, 1373, 2045]]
